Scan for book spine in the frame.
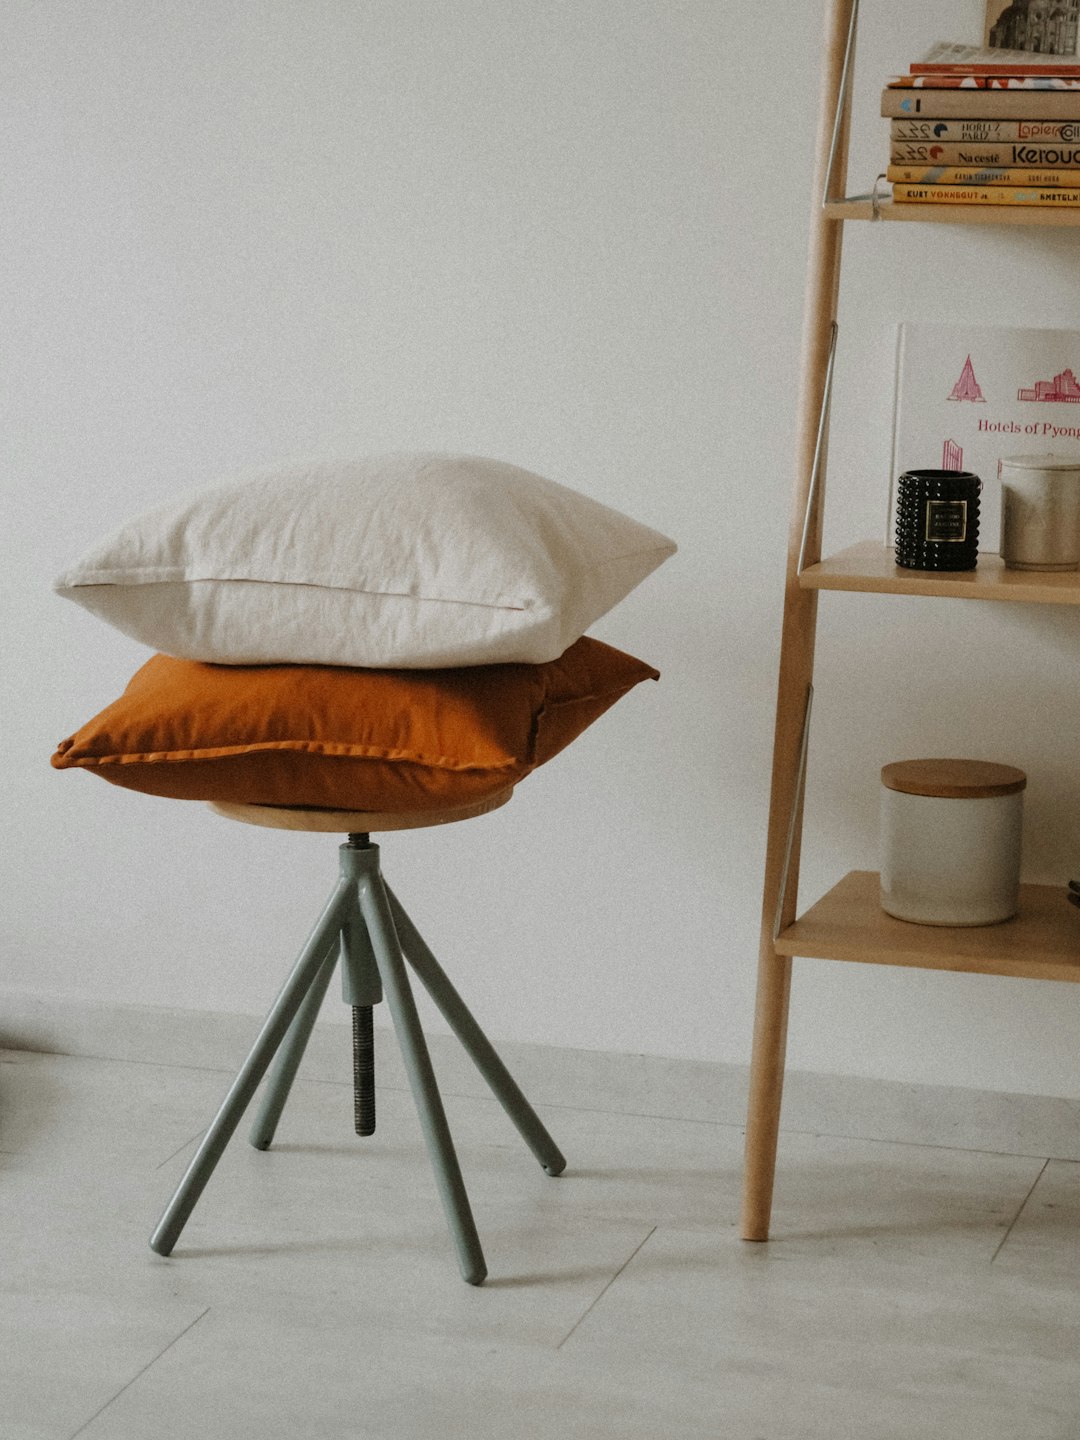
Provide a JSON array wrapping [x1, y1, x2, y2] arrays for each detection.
[[891, 118, 1080, 140], [882, 88, 1080, 118], [890, 140, 1080, 165], [886, 164, 1080, 185], [911, 42, 1080, 75], [891, 183, 1080, 205], [887, 74, 1080, 90], [909, 62, 1080, 78]]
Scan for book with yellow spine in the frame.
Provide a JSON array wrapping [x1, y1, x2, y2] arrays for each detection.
[[887, 165, 1080, 186], [891, 182, 1080, 206]]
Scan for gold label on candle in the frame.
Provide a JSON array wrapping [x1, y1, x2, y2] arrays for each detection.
[[925, 499, 967, 543]]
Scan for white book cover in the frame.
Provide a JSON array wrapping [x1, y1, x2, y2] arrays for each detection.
[[890, 323, 1080, 549]]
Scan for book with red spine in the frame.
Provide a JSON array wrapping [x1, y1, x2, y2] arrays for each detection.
[[909, 42, 1080, 77]]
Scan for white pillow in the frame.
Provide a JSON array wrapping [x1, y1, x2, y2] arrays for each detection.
[[54, 453, 676, 667]]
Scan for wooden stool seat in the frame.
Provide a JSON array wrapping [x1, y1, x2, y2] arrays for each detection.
[[207, 785, 514, 834]]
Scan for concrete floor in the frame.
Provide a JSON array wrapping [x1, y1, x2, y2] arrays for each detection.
[[4, 1043, 1080, 1439]]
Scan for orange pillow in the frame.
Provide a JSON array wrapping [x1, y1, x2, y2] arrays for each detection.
[[51, 638, 659, 813]]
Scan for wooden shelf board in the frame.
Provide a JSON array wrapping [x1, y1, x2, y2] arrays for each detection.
[[825, 198, 1080, 227], [800, 540, 1080, 604], [776, 871, 1080, 982]]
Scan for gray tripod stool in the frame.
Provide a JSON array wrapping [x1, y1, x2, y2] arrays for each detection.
[[148, 786, 566, 1286]]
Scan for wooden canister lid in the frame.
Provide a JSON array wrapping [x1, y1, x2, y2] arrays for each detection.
[[881, 758, 1026, 799]]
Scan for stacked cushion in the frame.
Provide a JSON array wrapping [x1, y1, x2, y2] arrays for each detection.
[[51, 638, 658, 811], [53, 452, 676, 669], [53, 453, 671, 812]]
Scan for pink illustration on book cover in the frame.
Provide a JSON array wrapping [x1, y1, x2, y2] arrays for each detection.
[[1018, 367, 1080, 401], [942, 438, 964, 470], [891, 324, 1080, 547], [948, 354, 987, 402]]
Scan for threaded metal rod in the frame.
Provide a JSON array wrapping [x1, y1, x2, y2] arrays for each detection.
[[352, 1004, 375, 1136]]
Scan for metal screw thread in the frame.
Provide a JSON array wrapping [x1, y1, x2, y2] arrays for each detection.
[[352, 1004, 376, 1136]]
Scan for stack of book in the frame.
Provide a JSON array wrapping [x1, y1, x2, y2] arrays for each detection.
[[882, 42, 1080, 209]]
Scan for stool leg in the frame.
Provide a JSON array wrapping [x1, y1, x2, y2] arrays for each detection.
[[149, 878, 354, 1256], [248, 937, 340, 1151], [356, 871, 487, 1287], [386, 885, 566, 1178]]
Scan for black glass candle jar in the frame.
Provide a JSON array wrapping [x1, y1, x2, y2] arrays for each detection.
[[895, 469, 980, 571]]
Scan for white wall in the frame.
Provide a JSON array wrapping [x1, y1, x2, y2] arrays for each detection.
[[4, 0, 1080, 1098]]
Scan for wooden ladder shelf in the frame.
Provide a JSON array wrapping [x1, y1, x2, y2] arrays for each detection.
[[742, 0, 1080, 1242]]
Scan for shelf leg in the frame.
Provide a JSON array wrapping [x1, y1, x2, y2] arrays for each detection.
[[740, 0, 856, 1241], [742, 953, 792, 1241]]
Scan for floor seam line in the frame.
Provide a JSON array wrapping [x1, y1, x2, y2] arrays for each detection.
[[990, 1157, 1049, 1264], [154, 1130, 210, 1171], [555, 1225, 657, 1351], [65, 1305, 211, 1439], [5, 1049, 240, 1076], [774, 1124, 1060, 1161], [10, 1051, 1080, 1164]]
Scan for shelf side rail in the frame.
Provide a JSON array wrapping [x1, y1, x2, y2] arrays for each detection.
[[773, 684, 815, 941], [797, 323, 839, 576], [821, 0, 885, 214]]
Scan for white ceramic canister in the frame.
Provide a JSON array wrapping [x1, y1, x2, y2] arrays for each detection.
[[880, 759, 1026, 926], [999, 454, 1080, 571]]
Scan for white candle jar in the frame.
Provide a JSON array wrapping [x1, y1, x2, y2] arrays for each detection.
[[880, 759, 1026, 927], [999, 454, 1080, 571]]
